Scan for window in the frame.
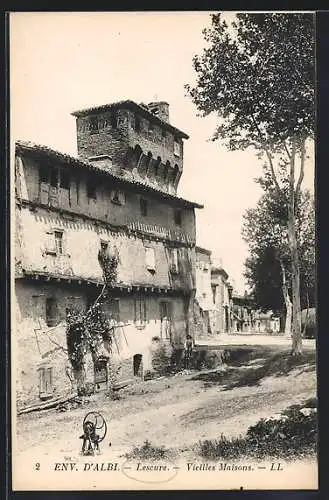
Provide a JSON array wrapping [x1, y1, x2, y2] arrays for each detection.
[[100, 240, 109, 251], [89, 116, 99, 133], [134, 297, 147, 327], [87, 177, 97, 199], [160, 301, 172, 340], [174, 209, 182, 226], [54, 231, 63, 255], [140, 198, 148, 216], [110, 189, 126, 205], [45, 229, 64, 256], [108, 299, 120, 322], [174, 140, 181, 157], [46, 297, 58, 327], [39, 366, 53, 397], [169, 248, 179, 274], [50, 166, 59, 188], [39, 165, 49, 183], [145, 247, 156, 272], [110, 110, 118, 129], [60, 170, 70, 189]]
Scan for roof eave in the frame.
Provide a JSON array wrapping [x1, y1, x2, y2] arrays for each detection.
[[71, 100, 189, 139], [15, 140, 202, 209]]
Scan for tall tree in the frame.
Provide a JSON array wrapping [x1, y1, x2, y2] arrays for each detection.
[[242, 185, 315, 334], [186, 12, 315, 354]]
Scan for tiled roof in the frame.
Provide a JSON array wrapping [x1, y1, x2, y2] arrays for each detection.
[[71, 100, 189, 139], [196, 245, 212, 256], [15, 140, 203, 209]]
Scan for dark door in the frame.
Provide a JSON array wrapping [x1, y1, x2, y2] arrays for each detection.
[[133, 354, 143, 378]]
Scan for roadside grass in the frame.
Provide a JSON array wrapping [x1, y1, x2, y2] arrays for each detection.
[[192, 349, 316, 390], [198, 399, 317, 461], [124, 439, 170, 460]]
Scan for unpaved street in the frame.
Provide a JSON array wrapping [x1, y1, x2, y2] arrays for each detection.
[[15, 347, 316, 463]]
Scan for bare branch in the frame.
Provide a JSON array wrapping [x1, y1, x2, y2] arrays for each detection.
[[248, 114, 282, 194], [283, 140, 292, 160]]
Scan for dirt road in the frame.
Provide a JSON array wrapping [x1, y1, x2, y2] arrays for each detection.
[[15, 348, 316, 463]]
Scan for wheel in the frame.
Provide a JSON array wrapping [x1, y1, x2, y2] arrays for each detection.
[[83, 411, 107, 443]]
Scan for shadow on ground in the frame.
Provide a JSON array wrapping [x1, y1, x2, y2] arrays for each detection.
[[191, 350, 316, 390]]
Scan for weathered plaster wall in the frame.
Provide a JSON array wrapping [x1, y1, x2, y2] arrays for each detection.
[[14, 280, 187, 407], [16, 206, 195, 291], [16, 154, 196, 243]]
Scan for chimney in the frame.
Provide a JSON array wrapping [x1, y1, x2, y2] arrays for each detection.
[[147, 101, 170, 123]]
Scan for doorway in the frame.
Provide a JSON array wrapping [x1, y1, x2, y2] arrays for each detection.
[[133, 354, 143, 378]]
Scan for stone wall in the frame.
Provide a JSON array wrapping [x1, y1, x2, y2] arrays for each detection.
[[75, 107, 184, 174], [16, 205, 195, 291], [16, 153, 196, 244], [14, 279, 188, 408]]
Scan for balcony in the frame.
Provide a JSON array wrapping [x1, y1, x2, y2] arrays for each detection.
[[126, 221, 194, 246]]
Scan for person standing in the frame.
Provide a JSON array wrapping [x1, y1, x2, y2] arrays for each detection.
[[184, 334, 194, 370]]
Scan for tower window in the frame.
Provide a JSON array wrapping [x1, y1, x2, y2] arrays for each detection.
[[110, 110, 118, 129], [89, 116, 99, 133], [140, 198, 148, 216], [174, 141, 180, 157]]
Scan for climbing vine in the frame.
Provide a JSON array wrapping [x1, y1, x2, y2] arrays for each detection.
[[66, 244, 119, 395]]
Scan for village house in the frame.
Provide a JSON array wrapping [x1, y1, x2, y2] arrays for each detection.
[[195, 247, 233, 337], [14, 100, 203, 409], [231, 293, 280, 334]]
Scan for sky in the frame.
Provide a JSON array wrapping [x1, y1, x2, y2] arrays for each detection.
[[10, 12, 314, 293]]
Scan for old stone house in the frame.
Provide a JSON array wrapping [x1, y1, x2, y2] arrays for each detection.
[[231, 294, 280, 334], [14, 100, 203, 408], [195, 247, 233, 337], [211, 265, 233, 333]]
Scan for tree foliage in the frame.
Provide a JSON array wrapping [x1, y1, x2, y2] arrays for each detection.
[[186, 13, 314, 150], [186, 12, 315, 353], [242, 186, 315, 313]]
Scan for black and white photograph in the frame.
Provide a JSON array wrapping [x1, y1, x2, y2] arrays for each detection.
[[10, 11, 317, 490]]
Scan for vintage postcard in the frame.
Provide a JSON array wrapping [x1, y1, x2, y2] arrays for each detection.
[[10, 11, 317, 491]]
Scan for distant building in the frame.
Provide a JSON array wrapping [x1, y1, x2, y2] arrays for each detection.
[[211, 266, 233, 333], [231, 294, 280, 334], [195, 247, 233, 336], [14, 100, 203, 408], [231, 293, 255, 332], [253, 311, 280, 334]]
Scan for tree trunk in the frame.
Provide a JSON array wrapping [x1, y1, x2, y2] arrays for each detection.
[[74, 367, 86, 395], [302, 291, 310, 335], [285, 298, 292, 335], [280, 259, 292, 335], [288, 139, 303, 355]]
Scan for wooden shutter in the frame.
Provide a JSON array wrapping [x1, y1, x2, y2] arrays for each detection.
[[145, 247, 155, 271], [45, 231, 56, 255]]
